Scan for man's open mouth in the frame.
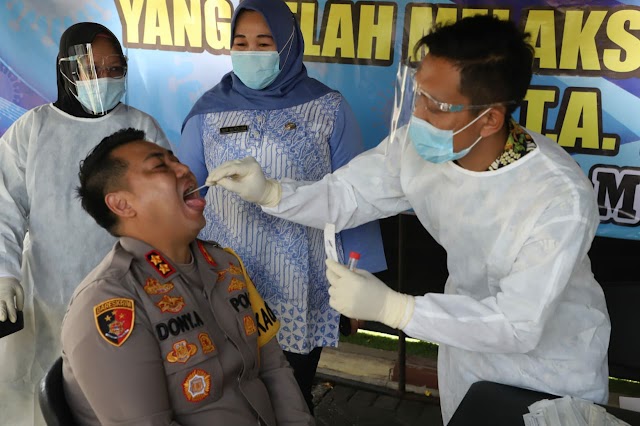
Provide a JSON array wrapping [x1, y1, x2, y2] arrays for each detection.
[[182, 184, 206, 210], [183, 184, 198, 201]]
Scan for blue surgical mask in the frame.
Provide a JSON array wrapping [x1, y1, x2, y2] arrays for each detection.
[[230, 27, 295, 90], [408, 109, 490, 164], [231, 51, 281, 90], [75, 77, 126, 115]]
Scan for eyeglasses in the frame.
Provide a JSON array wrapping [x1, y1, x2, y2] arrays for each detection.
[[94, 64, 127, 79], [414, 85, 514, 113], [59, 54, 128, 80]]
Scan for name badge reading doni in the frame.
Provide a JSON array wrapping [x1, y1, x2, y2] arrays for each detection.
[[220, 125, 249, 134]]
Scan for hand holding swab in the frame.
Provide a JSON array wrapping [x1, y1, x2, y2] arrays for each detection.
[[184, 182, 215, 197]]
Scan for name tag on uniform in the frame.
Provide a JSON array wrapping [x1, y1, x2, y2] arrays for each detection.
[[220, 125, 249, 134]]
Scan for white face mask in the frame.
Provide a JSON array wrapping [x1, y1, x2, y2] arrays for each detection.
[[409, 109, 490, 163], [75, 77, 126, 115]]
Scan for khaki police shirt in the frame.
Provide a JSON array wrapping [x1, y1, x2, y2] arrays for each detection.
[[61, 237, 314, 426]]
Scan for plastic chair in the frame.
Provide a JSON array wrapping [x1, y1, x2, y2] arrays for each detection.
[[38, 357, 78, 426]]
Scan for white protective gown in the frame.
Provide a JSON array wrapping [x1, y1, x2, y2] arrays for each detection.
[[0, 103, 170, 426], [264, 128, 610, 424]]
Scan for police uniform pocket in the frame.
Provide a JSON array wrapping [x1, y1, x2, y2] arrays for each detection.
[[162, 334, 224, 411], [222, 291, 259, 374], [227, 291, 252, 314], [227, 291, 257, 336], [154, 312, 224, 411]]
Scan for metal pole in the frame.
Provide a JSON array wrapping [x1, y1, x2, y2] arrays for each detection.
[[397, 213, 407, 394]]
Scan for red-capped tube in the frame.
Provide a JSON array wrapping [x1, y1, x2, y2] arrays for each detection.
[[347, 251, 361, 271]]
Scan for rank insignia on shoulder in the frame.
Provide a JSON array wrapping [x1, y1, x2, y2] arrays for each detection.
[[243, 314, 257, 336], [228, 263, 243, 275], [166, 339, 198, 363], [144, 277, 174, 295], [227, 277, 246, 293], [198, 332, 215, 354], [196, 240, 217, 267], [183, 369, 211, 402], [94, 298, 135, 347], [156, 295, 186, 314], [145, 250, 176, 278]]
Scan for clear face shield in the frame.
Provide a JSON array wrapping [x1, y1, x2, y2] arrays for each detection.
[[385, 61, 418, 173], [386, 58, 516, 166], [58, 43, 128, 115]]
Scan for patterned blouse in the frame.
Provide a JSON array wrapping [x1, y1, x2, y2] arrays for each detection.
[[180, 92, 386, 354]]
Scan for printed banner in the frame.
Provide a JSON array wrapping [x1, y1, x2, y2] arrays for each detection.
[[1, 0, 639, 239]]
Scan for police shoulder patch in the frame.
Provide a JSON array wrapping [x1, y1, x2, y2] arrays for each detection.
[[94, 298, 135, 347]]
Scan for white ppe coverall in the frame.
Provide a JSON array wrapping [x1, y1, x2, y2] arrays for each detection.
[[263, 128, 611, 424], [0, 103, 170, 426]]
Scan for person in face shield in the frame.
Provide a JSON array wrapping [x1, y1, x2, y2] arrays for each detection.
[[175, 0, 386, 412], [0, 22, 170, 425], [62, 128, 313, 426], [204, 15, 610, 425]]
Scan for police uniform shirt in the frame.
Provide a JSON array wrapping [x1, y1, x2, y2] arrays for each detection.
[[61, 237, 313, 426]]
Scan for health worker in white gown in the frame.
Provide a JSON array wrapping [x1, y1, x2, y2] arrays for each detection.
[[204, 15, 610, 425], [0, 22, 170, 426]]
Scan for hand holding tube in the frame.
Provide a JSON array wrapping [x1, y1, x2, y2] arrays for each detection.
[[205, 157, 282, 207], [325, 259, 414, 330], [347, 251, 360, 270]]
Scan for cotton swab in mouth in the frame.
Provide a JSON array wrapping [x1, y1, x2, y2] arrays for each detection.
[[184, 183, 214, 197], [184, 173, 236, 196]]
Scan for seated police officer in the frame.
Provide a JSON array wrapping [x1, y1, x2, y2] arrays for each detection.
[[61, 128, 314, 426]]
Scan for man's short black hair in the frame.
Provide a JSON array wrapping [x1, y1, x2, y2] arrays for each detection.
[[76, 128, 146, 236], [415, 15, 534, 118]]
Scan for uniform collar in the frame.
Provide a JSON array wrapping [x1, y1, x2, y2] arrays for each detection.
[[193, 239, 219, 270], [119, 237, 184, 282], [119, 237, 222, 284]]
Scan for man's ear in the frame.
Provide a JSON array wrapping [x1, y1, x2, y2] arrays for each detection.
[[480, 107, 506, 138], [105, 191, 136, 219]]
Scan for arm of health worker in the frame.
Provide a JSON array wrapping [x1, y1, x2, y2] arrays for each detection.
[[407, 209, 599, 354], [267, 136, 411, 231], [207, 135, 412, 232], [0, 113, 33, 321], [0, 114, 32, 283], [328, 96, 387, 272], [328, 207, 599, 354]]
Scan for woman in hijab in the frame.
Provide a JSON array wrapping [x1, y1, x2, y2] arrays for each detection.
[[0, 22, 169, 426], [177, 0, 386, 412]]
